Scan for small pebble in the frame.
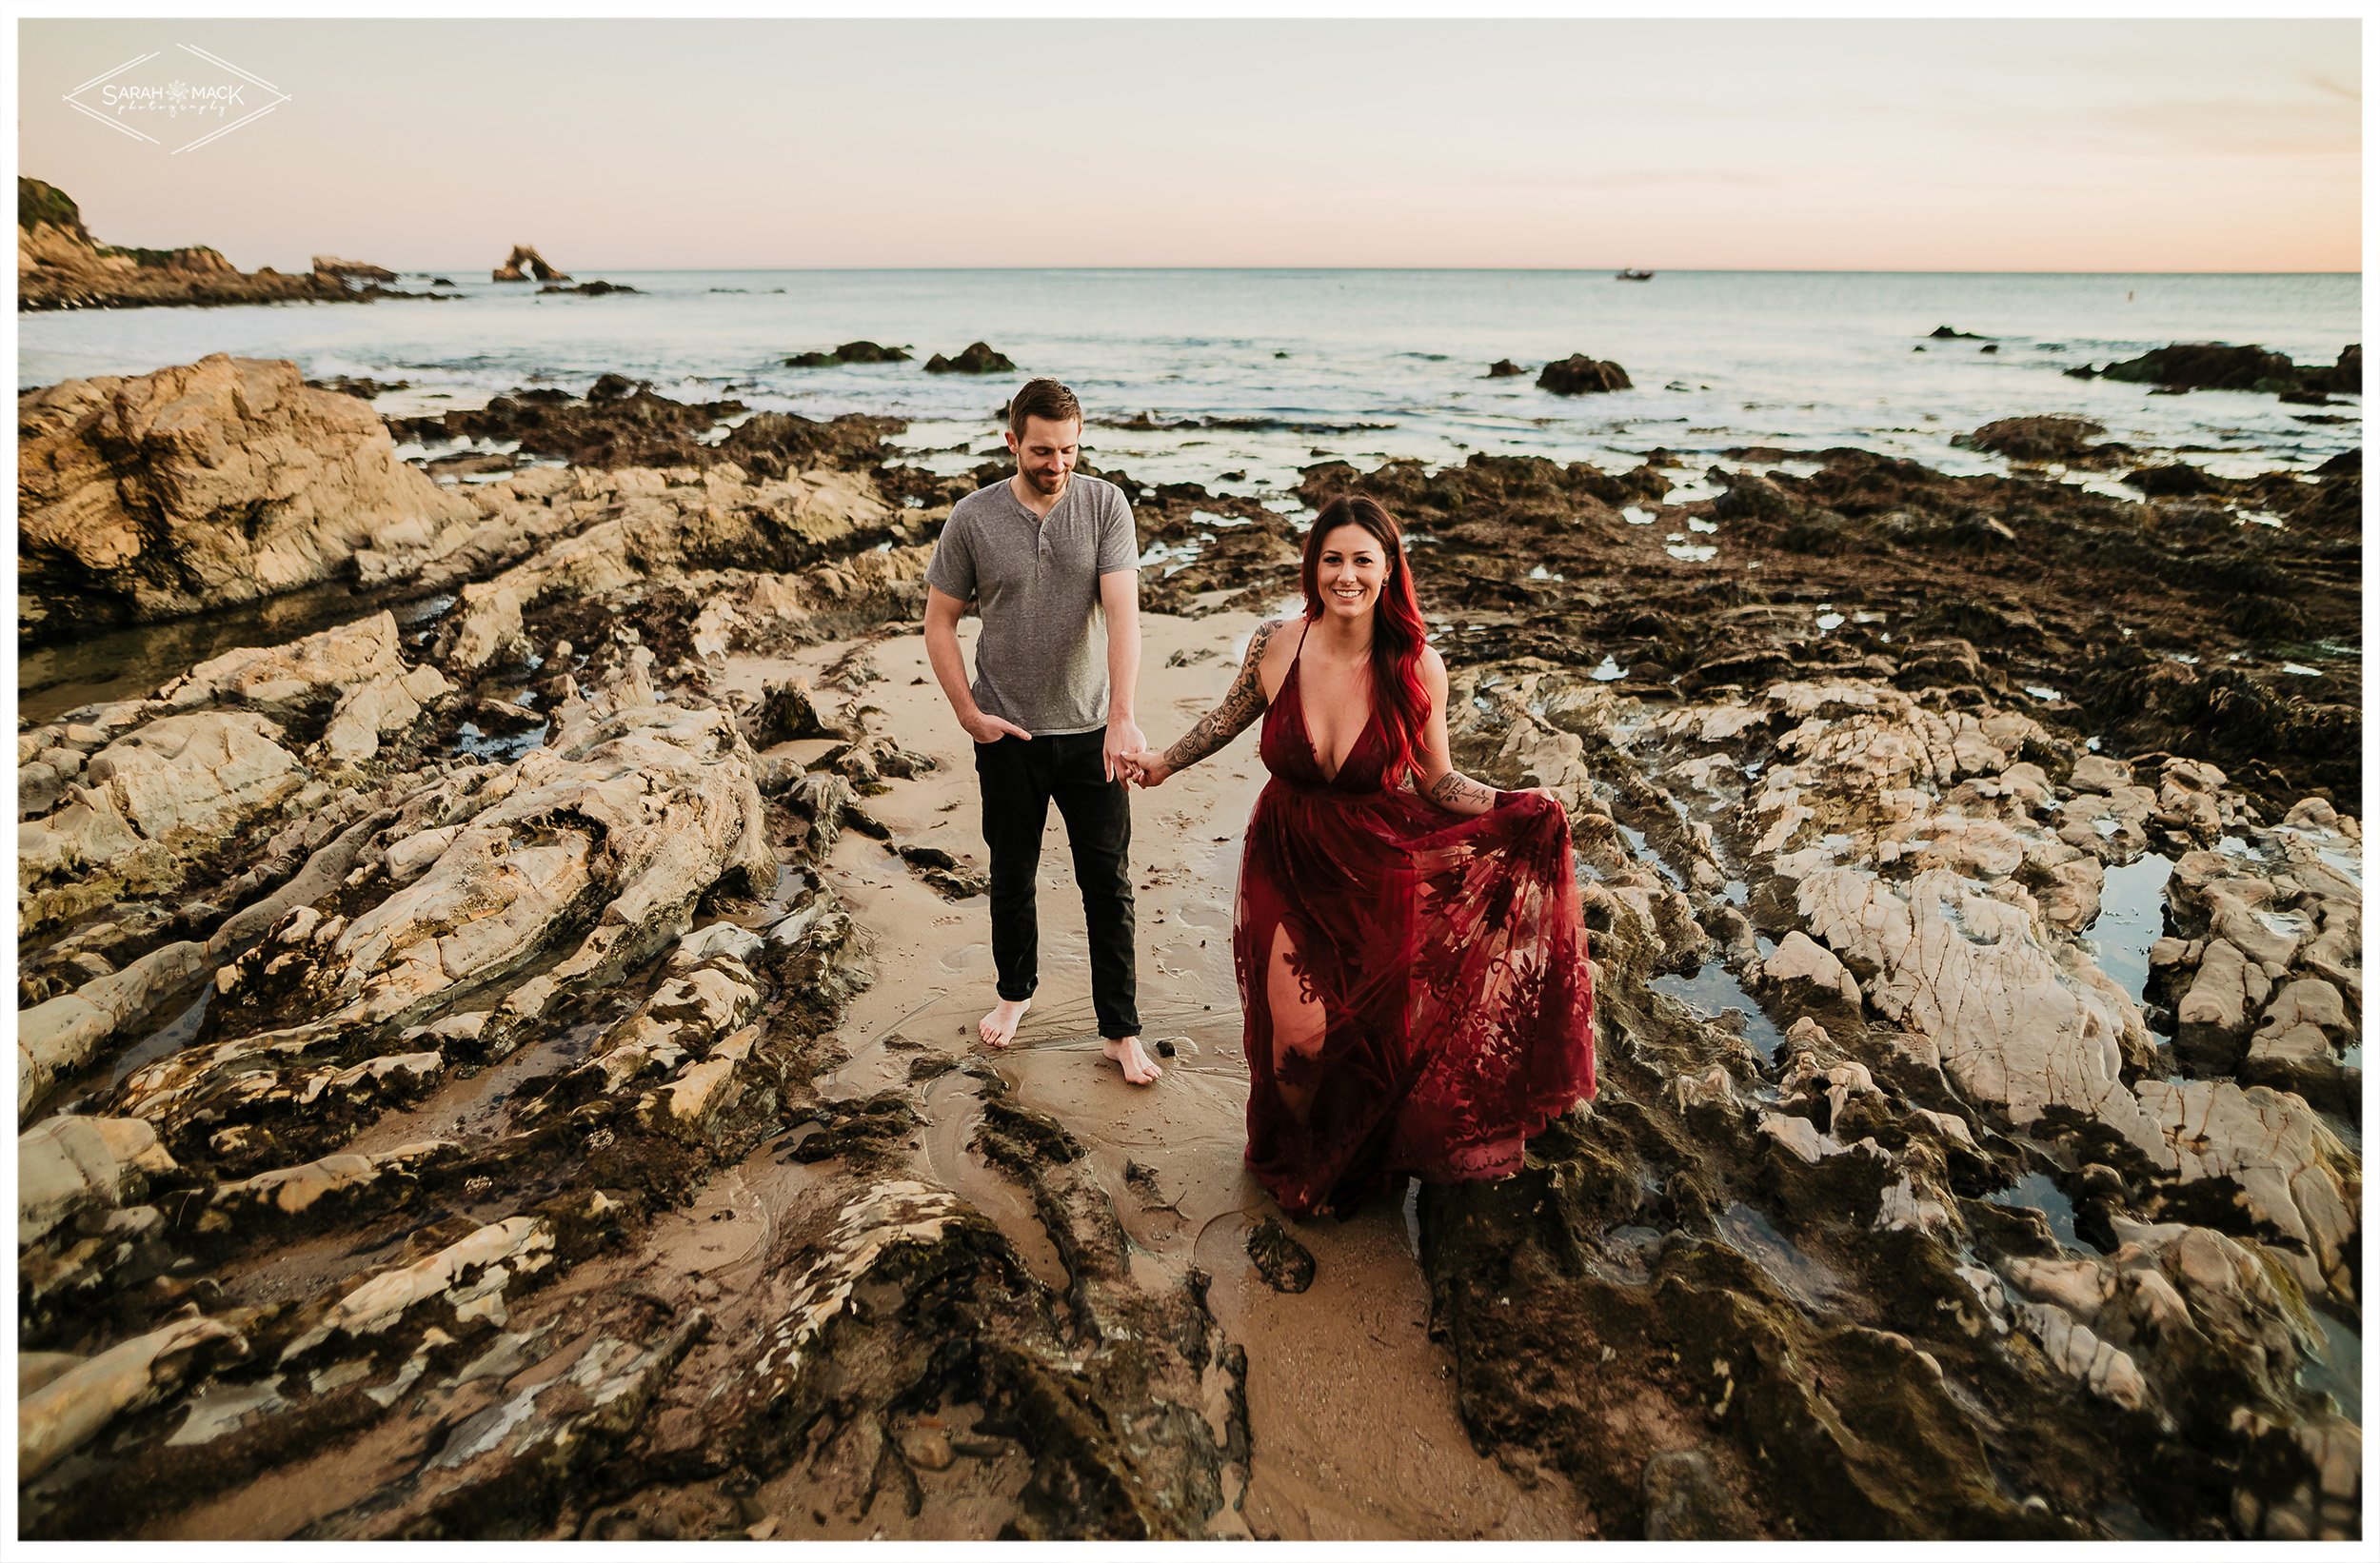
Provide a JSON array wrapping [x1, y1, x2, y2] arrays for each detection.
[[902, 1430, 956, 1471]]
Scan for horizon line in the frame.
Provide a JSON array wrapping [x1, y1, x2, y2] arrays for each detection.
[[353, 265, 2365, 278]]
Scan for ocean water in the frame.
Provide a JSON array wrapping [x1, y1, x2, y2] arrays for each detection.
[[18, 269, 2360, 502]]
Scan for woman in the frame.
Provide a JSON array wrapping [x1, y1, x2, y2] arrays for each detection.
[[1131, 495, 1595, 1219]]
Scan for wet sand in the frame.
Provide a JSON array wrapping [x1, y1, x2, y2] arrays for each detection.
[[716, 608, 1583, 1539]]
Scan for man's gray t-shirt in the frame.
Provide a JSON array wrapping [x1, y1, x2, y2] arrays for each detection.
[[924, 475, 1140, 736]]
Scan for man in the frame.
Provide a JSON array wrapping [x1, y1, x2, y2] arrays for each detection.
[[922, 378, 1160, 1086]]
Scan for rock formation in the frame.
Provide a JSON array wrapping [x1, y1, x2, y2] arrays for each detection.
[[10, 360, 924, 663], [922, 342, 1016, 375], [13, 486, 1261, 1535], [310, 257, 397, 285], [17, 356, 478, 643], [1418, 658, 2359, 1540], [1954, 416, 2131, 466], [491, 245, 570, 283], [398, 384, 899, 480], [785, 341, 913, 366], [18, 177, 349, 311], [1536, 353, 1633, 394], [2078, 341, 2362, 398]]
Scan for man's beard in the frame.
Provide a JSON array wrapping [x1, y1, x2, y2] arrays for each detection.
[[1022, 466, 1066, 496]]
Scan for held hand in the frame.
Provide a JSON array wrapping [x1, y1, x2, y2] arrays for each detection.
[[962, 710, 1033, 744], [1129, 749, 1175, 788], [1103, 718, 1148, 784]]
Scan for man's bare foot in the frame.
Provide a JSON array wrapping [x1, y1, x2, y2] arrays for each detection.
[[980, 998, 1029, 1048], [1102, 1035, 1163, 1086]]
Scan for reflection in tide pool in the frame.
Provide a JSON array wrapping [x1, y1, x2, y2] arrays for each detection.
[[1614, 822, 1685, 890], [453, 721, 550, 764], [2299, 1310, 2363, 1428], [2087, 853, 2175, 1010], [21, 581, 458, 725], [1651, 961, 1789, 1063], [1717, 1202, 1843, 1312], [1987, 1171, 2101, 1254], [112, 988, 211, 1085]]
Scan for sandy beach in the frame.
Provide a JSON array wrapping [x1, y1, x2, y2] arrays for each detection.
[[703, 611, 1579, 1539]]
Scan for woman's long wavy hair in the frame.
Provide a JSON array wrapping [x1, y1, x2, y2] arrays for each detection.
[[1300, 494, 1431, 786]]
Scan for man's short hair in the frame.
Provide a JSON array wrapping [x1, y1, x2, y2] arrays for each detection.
[[1008, 378, 1081, 440]]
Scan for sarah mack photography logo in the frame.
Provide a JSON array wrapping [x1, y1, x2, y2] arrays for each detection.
[[65, 45, 289, 154]]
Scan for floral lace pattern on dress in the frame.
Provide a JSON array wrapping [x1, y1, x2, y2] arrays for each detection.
[[1233, 628, 1596, 1219]]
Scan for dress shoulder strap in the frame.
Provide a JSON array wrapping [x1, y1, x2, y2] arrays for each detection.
[[1291, 616, 1312, 665]]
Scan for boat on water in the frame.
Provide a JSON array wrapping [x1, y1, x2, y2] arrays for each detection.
[[1616, 268, 1655, 281]]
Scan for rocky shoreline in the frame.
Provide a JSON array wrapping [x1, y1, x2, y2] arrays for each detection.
[[14, 353, 2362, 1539], [18, 179, 610, 312], [19, 179, 375, 312]]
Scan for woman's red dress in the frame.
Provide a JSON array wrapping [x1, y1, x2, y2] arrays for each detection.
[[1234, 627, 1597, 1218]]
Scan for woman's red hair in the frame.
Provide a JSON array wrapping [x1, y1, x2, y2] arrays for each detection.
[[1301, 495, 1432, 788]]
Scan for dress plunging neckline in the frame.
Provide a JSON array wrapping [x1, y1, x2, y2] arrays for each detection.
[[1285, 623, 1379, 787]]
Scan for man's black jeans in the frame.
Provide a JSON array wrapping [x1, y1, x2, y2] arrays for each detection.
[[974, 729, 1140, 1040]]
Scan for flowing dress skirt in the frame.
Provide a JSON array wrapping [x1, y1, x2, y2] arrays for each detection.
[[1236, 655, 1596, 1219]]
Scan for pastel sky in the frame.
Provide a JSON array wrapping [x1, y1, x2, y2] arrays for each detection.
[[16, 17, 2362, 272]]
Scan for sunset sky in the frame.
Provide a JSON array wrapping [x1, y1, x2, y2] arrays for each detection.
[[15, 15, 2362, 273]]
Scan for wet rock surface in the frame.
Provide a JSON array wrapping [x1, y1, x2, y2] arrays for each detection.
[[1245, 1217, 1317, 1294], [1954, 416, 2131, 466], [922, 342, 1017, 375], [16, 353, 2362, 1540], [14, 424, 1244, 1535], [1537, 353, 1634, 395], [2079, 341, 2361, 399], [785, 340, 912, 366], [1416, 658, 2360, 1539], [399, 386, 900, 479]]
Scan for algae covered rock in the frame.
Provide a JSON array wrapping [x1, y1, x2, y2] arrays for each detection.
[[1536, 353, 1632, 395], [922, 341, 1016, 375]]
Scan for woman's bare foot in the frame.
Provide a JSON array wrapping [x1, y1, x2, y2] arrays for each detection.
[[980, 997, 1029, 1048], [1102, 1035, 1163, 1085]]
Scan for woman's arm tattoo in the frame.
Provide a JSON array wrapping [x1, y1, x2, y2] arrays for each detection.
[[1162, 621, 1278, 771], [1425, 769, 1499, 811]]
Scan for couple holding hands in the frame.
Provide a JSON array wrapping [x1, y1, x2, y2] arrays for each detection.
[[922, 378, 1595, 1220]]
